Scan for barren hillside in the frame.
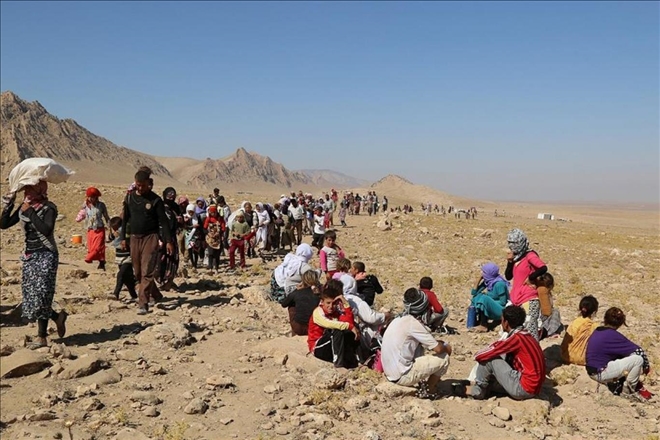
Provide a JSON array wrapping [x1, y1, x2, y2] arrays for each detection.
[[0, 91, 172, 184]]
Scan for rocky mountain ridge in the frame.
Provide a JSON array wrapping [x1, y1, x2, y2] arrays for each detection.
[[0, 91, 171, 182]]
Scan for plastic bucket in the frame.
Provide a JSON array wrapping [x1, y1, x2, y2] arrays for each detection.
[[71, 234, 83, 245]]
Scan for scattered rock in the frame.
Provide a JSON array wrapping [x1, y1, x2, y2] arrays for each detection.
[[206, 374, 235, 388], [363, 431, 381, 440], [492, 406, 511, 421], [394, 412, 413, 424], [407, 400, 439, 420], [376, 218, 392, 231], [184, 398, 208, 415], [67, 269, 89, 279], [113, 428, 152, 440], [346, 396, 369, 411], [530, 427, 546, 439], [181, 391, 195, 400], [143, 406, 159, 417], [488, 417, 506, 428], [28, 410, 58, 421], [130, 391, 162, 406], [0, 344, 15, 357], [136, 323, 194, 349], [479, 229, 494, 238], [264, 384, 282, 394], [79, 367, 122, 386], [50, 343, 74, 359], [79, 397, 104, 412], [275, 425, 290, 435], [220, 418, 233, 425], [314, 368, 346, 390], [375, 381, 416, 398], [0, 349, 52, 378], [58, 355, 109, 380]]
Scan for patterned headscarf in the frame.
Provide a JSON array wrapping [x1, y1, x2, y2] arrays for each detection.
[[402, 289, 429, 317], [507, 228, 529, 262], [481, 262, 510, 291], [24, 181, 48, 209]]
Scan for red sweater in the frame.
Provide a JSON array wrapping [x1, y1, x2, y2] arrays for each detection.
[[204, 216, 226, 231], [420, 288, 444, 314], [307, 300, 355, 352], [475, 329, 546, 395]]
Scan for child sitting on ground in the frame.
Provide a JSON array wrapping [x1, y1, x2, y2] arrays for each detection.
[[320, 230, 345, 280], [109, 217, 137, 301], [307, 281, 360, 368], [561, 295, 599, 366], [586, 307, 652, 400], [351, 261, 384, 307], [536, 273, 562, 339], [419, 277, 450, 333], [331, 258, 357, 294], [280, 270, 321, 336]]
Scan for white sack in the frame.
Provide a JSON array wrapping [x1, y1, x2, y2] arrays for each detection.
[[7, 158, 74, 193]]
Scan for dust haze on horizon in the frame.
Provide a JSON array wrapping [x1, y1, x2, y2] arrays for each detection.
[[1, 2, 658, 204]]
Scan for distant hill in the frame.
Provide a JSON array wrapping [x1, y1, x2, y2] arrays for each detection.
[[298, 169, 369, 189], [0, 91, 172, 184], [368, 174, 457, 206], [157, 148, 313, 189]]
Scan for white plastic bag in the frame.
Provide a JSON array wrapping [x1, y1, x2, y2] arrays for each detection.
[[7, 158, 74, 194]]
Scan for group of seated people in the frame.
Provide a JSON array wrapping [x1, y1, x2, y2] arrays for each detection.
[[266, 230, 653, 403]]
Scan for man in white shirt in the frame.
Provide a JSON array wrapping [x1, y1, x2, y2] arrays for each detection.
[[381, 288, 452, 398], [289, 199, 306, 245]]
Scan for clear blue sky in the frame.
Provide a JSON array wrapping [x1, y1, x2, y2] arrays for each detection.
[[2, 2, 658, 203]]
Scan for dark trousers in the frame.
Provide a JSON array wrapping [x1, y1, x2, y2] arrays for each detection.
[[312, 233, 324, 249], [313, 329, 359, 368], [130, 233, 161, 308], [113, 263, 137, 299], [288, 307, 308, 336], [207, 248, 221, 270]]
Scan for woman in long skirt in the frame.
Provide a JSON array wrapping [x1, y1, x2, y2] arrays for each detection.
[[1, 181, 67, 348]]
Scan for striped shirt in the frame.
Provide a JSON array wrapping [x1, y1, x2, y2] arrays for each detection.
[[475, 328, 546, 395]]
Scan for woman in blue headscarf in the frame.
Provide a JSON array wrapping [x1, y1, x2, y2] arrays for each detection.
[[469, 262, 510, 332]]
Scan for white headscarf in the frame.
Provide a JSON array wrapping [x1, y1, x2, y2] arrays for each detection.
[[274, 244, 313, 287]]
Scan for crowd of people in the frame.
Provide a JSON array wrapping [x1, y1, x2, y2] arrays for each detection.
[[0, 165, 653, 404]]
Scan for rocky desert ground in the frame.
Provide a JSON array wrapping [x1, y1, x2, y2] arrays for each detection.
[[1, 180, 659, 440]]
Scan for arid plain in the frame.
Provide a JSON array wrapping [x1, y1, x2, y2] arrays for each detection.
[[1, 174, 658, 440]]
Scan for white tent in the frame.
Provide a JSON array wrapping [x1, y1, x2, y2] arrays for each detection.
[[537, 213, 554, 220]]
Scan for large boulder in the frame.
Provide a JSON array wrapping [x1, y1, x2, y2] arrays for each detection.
[[0, 349, 51, 378], [58, 355, 109, 380], [136, 323, 194, 349], [79, 367, 122, 386]]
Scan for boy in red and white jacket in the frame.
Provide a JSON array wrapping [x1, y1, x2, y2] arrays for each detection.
[[307, 280, 360, 369]]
